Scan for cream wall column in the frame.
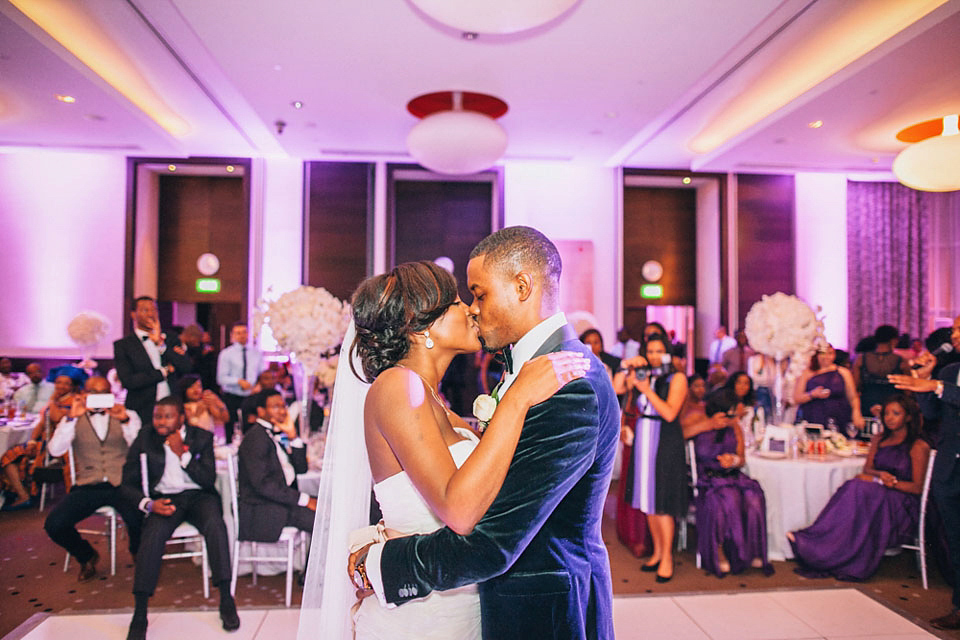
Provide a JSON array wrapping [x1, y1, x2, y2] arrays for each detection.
[[794, 172, 848, 349]]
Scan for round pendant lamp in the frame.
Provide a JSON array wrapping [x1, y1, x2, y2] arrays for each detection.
[[406, 91, 508, 175], [893, 114, 960, 192], [408, 0, 577, 34]]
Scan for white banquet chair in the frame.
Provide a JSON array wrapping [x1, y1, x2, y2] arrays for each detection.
[[62, 443, 118, 575], [898, 449, 936, 589]]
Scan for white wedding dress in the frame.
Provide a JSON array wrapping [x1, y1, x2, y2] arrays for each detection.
[[353, 427, 482, 640]]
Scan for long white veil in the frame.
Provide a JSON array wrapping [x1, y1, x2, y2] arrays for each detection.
[[297, 320, 371, 640]]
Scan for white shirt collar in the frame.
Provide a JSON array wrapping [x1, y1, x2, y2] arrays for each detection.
[[500, 312, 567, 393], [134, 328, 149, 340]]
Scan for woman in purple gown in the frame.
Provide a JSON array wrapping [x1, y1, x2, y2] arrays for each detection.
[[788, 394, 931, 581], [683, 375, 773, 577], [795, 343, 864, 430]]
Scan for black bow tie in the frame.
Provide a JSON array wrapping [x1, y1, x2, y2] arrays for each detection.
[[89, 409, 108, 415], [500, 347, 514, 375], [141, 334, 150, 341]]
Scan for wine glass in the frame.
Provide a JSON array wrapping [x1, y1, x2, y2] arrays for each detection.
[[845, 421, 859, 440]]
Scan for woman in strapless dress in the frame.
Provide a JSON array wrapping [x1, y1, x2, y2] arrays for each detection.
[[348, 261, 589, 640]]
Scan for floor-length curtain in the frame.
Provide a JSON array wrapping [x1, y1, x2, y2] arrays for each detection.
[[929, 191, 960, 324], [847, 181, 929, 346]]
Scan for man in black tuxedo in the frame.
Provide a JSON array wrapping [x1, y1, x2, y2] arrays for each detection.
[[121, 396, 238, 640], [237, 389, 315, 542], [351, 226, 618, 639], [113, 296, 192, 425], [891, 314, 960, 630]]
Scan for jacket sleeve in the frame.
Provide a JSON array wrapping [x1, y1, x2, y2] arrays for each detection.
[[289, 442, 309, 475], [378, 377, 600, 605], [239, 431, 302, 506], [918, 367, 960, 419], [114, 338, 163, 392], [121, 431, 148, 504], [162, 335, 193, 375], [183, 429, 217, 490]]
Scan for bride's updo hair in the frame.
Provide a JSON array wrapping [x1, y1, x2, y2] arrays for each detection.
[[351, 261, 458, 382]]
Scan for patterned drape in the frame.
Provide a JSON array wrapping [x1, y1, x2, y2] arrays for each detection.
[[847, 181, 929, 346]]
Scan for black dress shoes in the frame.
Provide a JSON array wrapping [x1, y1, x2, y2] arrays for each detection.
[[220, 598, 240, 632], [78, 549, 99, 583], [126, 614, 147, 640], [931, 610, 960, 630]]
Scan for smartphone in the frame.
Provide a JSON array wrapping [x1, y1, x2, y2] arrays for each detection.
[[86, 393, 115, 410]]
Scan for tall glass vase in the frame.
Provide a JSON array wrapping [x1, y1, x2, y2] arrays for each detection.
[[298, 362, 315, 436], [772, 353, 785, 425]]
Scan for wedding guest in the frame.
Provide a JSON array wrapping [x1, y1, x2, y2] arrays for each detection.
[[179, 324, 219, 393], [12, 363, 54, 413], [788, 394, 930, 581], [707, 326, 736, 367], [239, 369, 278, 434], [617, 334, 688, 582], [217, 322, 262, 443], [642, 321, 667, 342], [0, 357, 27, 401], [113, 296, 192, 425], [176, 374, 229, 433], [795, 344, 864, 430], [721, 329, 754, 375], [1, 374, 75, 509], [610, 327, 641, 360], [747, 352, 784, 418], [683, 382, 772, 578], [854, 324, 909, 418], [579, 328, 620, 381], [44, 376, 143, 581], [121, 396, 238, 639], [237, 389, 315, 542]]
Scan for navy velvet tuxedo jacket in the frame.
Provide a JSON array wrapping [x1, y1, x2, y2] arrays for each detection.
[[121, 424, 218, 503], [379, 325, 619, 640], [929, 363, 960, 484], [236, 423, 308, 541]]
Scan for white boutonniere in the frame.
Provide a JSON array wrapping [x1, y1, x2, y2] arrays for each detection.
[[472, 394, 498, 432]]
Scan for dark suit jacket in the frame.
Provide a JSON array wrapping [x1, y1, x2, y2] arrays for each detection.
[[926, 363, 960, 484], [121, 424, 218, 504], [113, 333, 192, 423], [379, 325, 619, 640], [237, 422, 308, 541]]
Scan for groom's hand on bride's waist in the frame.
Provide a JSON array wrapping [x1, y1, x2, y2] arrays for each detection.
[[348, 541, 374, 591]]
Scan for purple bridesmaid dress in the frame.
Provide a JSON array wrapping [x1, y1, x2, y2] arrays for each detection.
[[801, 370, 852, 427], [693, 427, 773, 577], [790, 440, 920, 580]]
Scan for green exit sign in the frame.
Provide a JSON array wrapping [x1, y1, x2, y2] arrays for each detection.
[[196, 278, 221, 293], [640, 284, 663, 299]]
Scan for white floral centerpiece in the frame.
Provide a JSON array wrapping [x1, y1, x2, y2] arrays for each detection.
[[256, 285, 352, 443], [67, 310, 111, 371], [744, 292, 824, 424]]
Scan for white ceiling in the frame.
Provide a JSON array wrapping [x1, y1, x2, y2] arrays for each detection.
[[1, 0, 958, 175]]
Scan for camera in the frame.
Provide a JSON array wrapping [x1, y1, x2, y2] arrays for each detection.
[[86, 393, 115, 410], [635, 354, 671, 379]]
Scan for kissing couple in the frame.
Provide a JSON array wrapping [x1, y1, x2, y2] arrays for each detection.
[[299, 226, 618, 640]]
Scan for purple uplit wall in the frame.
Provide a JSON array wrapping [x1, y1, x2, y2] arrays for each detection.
[[503, 163, 618, 342], [794, 172, 848, 349], [0, 152, 127, 358]]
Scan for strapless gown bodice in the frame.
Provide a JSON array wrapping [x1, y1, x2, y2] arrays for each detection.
[[354, 427, 483, 640]]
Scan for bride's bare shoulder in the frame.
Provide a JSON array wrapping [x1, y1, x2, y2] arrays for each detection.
[[365, 367, 416, 410]]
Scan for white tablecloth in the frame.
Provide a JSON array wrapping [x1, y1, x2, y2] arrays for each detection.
[[0, 418, 37, 452], [745, 452, 865, 561]]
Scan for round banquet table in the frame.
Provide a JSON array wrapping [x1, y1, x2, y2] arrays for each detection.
[[744, 451, 865, 561], [0, 417, 38, 452]]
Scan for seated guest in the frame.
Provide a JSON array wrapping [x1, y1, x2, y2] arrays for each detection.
[[609, 327, 641, 360], [854, 324, 909, 417], [683, 380, 773, 577], [788, 394, 930, 581], [579, 328, 620, 382], [177, 374, 229, 433], [721, 329, 754, 375], [12, 363, 54, 413], [1, 373, 76, 509], [0, 357, 28, 401], [237, 389, 315, 542], [239, 369, 278, 433], [44, 376, 143, 581], [713, 372, 763, 444], [794, 344, 864, 430], [121, 397, 238, 639]]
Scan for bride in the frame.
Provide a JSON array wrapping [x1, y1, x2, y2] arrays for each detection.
[[298, 261, 588, 640]]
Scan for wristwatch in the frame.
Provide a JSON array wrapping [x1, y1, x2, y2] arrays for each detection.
[[353, 548, 371, 590]]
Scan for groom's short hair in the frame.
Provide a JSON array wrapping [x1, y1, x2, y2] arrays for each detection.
[[470, 226, 561, 304]]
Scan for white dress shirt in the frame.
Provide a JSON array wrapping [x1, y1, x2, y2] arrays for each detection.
[[134, 328, 171, 401], [217, 342, 263, 396], [12, 380, 54, 413], [609, 339, 640, 361], [708, 335, 737, 364], [153, 426, 202, 495], [365, 311, 569, 606], [48, 410, 142, 457], [255, 419, 310, 506]]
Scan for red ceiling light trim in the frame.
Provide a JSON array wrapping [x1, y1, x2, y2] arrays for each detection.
[[407, 91, 508, 119]]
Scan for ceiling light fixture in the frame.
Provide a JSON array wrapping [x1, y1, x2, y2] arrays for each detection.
[[808, 120, 823, 129], [689, 0, 950, 154], [11, 0, 191, 138], [55, 94, 76, 103], [406, 91, 508, 175], [167, 164, 176, 172], [893, 114, 960, 192], [291, 101, 304, 109], [409, 0, 577, 34]]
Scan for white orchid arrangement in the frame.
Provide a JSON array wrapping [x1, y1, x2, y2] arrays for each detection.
[[744, 292, 825, 383], [67, 310, 111, 348], [255, 285, 351, 380]]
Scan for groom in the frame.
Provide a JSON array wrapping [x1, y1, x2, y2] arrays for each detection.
[[352, 226, 618, 639]]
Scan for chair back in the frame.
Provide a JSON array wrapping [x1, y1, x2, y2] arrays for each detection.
[[139, 452, 149, 496], [225, 453, 241, 539], [67, 444, 77, 486], [919, 449, 936, 522], [686, 439, 699, 499]]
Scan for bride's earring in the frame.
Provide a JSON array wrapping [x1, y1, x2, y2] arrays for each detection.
[[424, 330, 434, 349]]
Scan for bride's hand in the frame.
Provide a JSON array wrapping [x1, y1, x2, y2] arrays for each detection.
[[509, 351, 590, 407]]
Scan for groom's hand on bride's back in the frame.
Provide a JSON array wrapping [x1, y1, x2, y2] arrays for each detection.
[[510, 351, 590, 407]]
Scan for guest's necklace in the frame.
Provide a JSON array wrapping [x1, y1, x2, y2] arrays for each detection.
[[396, 364, 451, 417]]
